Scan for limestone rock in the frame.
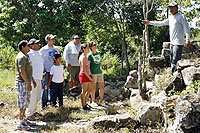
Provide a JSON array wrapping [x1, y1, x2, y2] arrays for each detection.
[[139, 103, 164, 125], [130, 89, 143, 111], [168, 94, 200, 133], [162, 48, 170, 58], [92, 113, 138, 129], [181, 66, 200, 86], [125, 75, 138, 89], [163, 42, 170, 49], [129, 70, 137, 77], [149, 56, 169, 68], [178, 59, 197, 69], [104, 85, 121, 100]]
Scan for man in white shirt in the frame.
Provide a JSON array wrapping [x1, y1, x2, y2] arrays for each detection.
[[39, 34, 59, 109], [142, 2, 190, 75], [26, 38, 44, 120], [63, 35, 81, 90]]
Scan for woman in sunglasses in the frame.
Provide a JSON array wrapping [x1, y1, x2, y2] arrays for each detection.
[[88, 42, 105, 107], [78, 43, 93, 110]]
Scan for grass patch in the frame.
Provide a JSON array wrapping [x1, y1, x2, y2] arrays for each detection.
[[0, 91, 17, 103], [0, 69, 15, 90], [70, 110, 106, 121]]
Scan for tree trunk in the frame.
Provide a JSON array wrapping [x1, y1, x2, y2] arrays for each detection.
[[138, 46, 142, 93], [121, 10, 130, 74]]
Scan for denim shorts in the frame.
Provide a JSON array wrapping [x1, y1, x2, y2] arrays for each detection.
[[15, 81, 30, 109]]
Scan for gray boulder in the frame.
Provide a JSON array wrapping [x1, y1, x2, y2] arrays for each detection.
[[168, 94, 200, 133], [125, 75, 138, 89], [178, 59, 197, 69], [162, 48, 170, 58], [139, 103, 164, 126], [92, 113, 138, 129], [163, 42, 170, 49], [130, 89, 143, 111], [129, 70, 137, 77], [148, 56, 170, 68], [181, 66, 200, 86]]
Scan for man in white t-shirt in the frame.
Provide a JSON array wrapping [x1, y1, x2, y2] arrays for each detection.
[[142, 2, 190, 75], [39, 34, 59, 109], [26, 38, 44, 120]]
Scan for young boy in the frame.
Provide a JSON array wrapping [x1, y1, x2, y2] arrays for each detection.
[[46, 54, 65, 107]]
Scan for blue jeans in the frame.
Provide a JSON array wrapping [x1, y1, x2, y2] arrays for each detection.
[[41, 72, 52, 108], [170, 44, 184, 75]]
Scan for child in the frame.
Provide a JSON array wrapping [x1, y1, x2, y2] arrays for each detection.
[[46, 54, 65, 108]]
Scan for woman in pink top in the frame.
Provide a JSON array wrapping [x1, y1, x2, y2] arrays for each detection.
[[78, 43, 92, 110]]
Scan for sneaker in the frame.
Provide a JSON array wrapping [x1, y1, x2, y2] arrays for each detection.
[[85, 103, 92, 108], [23, 119, 32, 126], [17, 122, 31, 131], [90, 102, 98, 107], [82, 105, 91, 110]]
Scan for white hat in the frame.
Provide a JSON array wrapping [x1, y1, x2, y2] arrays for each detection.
[[168, 2, 178, 7], [45, 34, 56, 41]]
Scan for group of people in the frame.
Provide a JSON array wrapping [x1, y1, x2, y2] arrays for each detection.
[[15, 34, 104, 131], [15, 1, 190, 131]]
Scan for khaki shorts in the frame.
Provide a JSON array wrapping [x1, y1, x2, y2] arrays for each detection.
[[92, 74, 104, 83], [67, 66, 80, 82]]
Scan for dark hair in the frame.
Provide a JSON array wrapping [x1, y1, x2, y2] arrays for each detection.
[[54, 54, 61, 60], [18, 40, 28, 51], [78, 43, 88, 59], [88, 41, 96, 51]]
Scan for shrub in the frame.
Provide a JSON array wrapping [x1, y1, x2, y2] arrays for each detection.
[[0, 46, 17, 70], [102, 52, 121, 76]]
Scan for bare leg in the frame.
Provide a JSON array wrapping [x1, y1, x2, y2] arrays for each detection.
[[91, 83, 97, 102], [81, 83, 87, 107], [19, 108, 26, 120], [98, 82, 104, 102], [85, 82, 92, 103]]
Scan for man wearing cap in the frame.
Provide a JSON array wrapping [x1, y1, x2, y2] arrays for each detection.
[[26, 38, 44, 120], [63, 35, 81, 91], [15, 40, 36, 130], [142, 2, 190, 75], [39, 34, 59, 109]]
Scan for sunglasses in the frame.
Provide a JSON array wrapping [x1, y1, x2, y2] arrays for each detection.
[[73, 38, 80, 40], [93, 43, 97, 46]]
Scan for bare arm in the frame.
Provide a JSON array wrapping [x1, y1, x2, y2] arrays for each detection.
[[19, 67, 32, 91]]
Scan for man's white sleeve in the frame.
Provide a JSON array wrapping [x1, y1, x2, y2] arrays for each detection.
[[181, 15, 190, 42], [149, 19, 169, 26], [63, 45, 70, 65]]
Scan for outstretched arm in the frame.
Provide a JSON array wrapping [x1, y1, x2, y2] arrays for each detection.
[[142, 19, 169, 26]]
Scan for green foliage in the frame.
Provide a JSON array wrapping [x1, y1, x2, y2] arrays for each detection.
[[0, 46, 17, 70], [102, 52, 121, 76]]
